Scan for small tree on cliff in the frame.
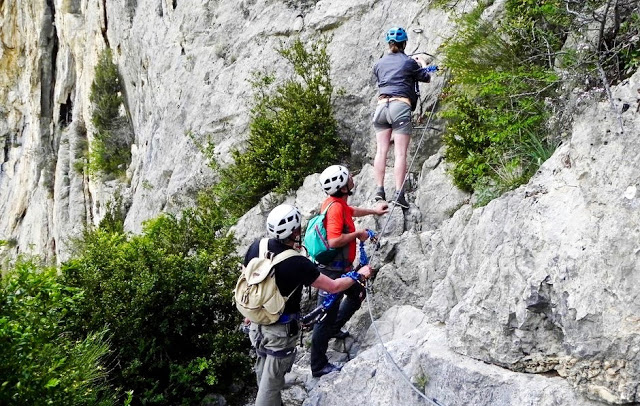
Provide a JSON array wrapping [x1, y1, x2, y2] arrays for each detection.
[[212, 36, 347, 218], [89, 48, 133, 176]]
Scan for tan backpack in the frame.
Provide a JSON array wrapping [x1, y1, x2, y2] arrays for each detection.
[[234, 239, 302, 325]]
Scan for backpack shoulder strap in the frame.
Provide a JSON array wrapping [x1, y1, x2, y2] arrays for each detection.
[[258, 238, 269, 258], [322, 200, 348, 230], [270, 248, 303, 301], [270, 248, 302, 267], [321, 200, 336, 216]]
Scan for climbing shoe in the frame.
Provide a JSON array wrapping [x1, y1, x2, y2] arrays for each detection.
[[331, 329, 350, 339], [312, 363, 342, 378], [390, 191, 409, 209], [374, 187, 386, 202]]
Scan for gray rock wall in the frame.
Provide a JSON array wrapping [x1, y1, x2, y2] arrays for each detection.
[[438, 71, 640, 403], [0, 0, 461, 261], [314, 71, 639, 405], [3, 0, 640, 404], [238, 73, 640, 406], [304, 306, 604, 406]]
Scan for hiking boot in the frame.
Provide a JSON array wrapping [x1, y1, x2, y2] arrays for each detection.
[[374, 187, 386, 202], [331, 329, 350, 339], [390, 191, 409, 209], [312, 363, 342, 378]]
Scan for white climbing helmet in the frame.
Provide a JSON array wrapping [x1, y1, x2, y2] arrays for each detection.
[[266, 204, 301, 240], [319, 165, 350, 195]]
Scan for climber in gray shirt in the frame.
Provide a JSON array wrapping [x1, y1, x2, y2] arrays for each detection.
[[372, 26, 435, 209]]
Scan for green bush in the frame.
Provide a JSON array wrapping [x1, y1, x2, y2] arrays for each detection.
[[213, 37, 346, 218], [89, 49, 132, 176], [99, 192, 127, 234], [0, 260, 113, 405], [440, 0, 639, 199], [441, 4, 559, 193], [62, 211, 252, 406]]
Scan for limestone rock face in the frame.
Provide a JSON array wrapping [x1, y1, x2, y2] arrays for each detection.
[[3, 0, 640, 404], [354, 72, 640, 404], [438, 71, 640, 403], [0, 0, 455, 261], [304, 305, 605, 406]]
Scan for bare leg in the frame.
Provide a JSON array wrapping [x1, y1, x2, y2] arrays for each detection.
[[374, 129, 392, 187], [393, 131, 410, 191]]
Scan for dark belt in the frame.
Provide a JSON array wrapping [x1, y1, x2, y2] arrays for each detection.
[[256, 347, 296, 358]]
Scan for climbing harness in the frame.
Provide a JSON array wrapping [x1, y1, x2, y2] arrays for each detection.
[[364, 66, 451, 406]]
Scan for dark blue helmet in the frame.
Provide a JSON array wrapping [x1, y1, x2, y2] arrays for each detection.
[[385, 27, 408, 43]]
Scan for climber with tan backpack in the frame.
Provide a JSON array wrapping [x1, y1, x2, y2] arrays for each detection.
[[235, 203, 374, 406]]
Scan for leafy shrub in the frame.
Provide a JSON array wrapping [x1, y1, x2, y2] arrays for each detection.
[[62, 211, 252, 406], [89, 49, 132, 176], [0, 260, 112, 405], [439, 0, 638, 201], [99, 192, 127, 234], [0, 238, 18, 248], [213, 37, 346, 218], [440, 4, 559, 193]]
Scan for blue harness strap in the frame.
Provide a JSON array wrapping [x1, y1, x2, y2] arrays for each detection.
[[276, 313, 299, 324], [300, 230, 378, 327]]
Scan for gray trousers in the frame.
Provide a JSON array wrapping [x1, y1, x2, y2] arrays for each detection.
[[249, 322, 298, 406]]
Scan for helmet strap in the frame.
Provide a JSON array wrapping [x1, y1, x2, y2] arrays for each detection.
[[284, 227, 302, 248]]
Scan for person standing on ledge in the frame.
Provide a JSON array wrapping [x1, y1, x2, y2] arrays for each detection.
[[372, 26, 436, 208], [310, 165, 388, 378], [245, 204, 374, 405]]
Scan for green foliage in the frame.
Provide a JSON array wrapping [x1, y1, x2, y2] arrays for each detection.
[[413, 366, 430, 394], [0, 260, 113, 405], [213, 37, 346, 218], [502, 0, 572, 65], [89, 49, 132, 176], [0, 238, 17, 248], [99, 192, 126, 234], [0, 163, 253, 406], [440, 0, 638, 202], [62, 209, 252, 406], [90, 49, 123, 131], [441, 3, 560, 194]]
